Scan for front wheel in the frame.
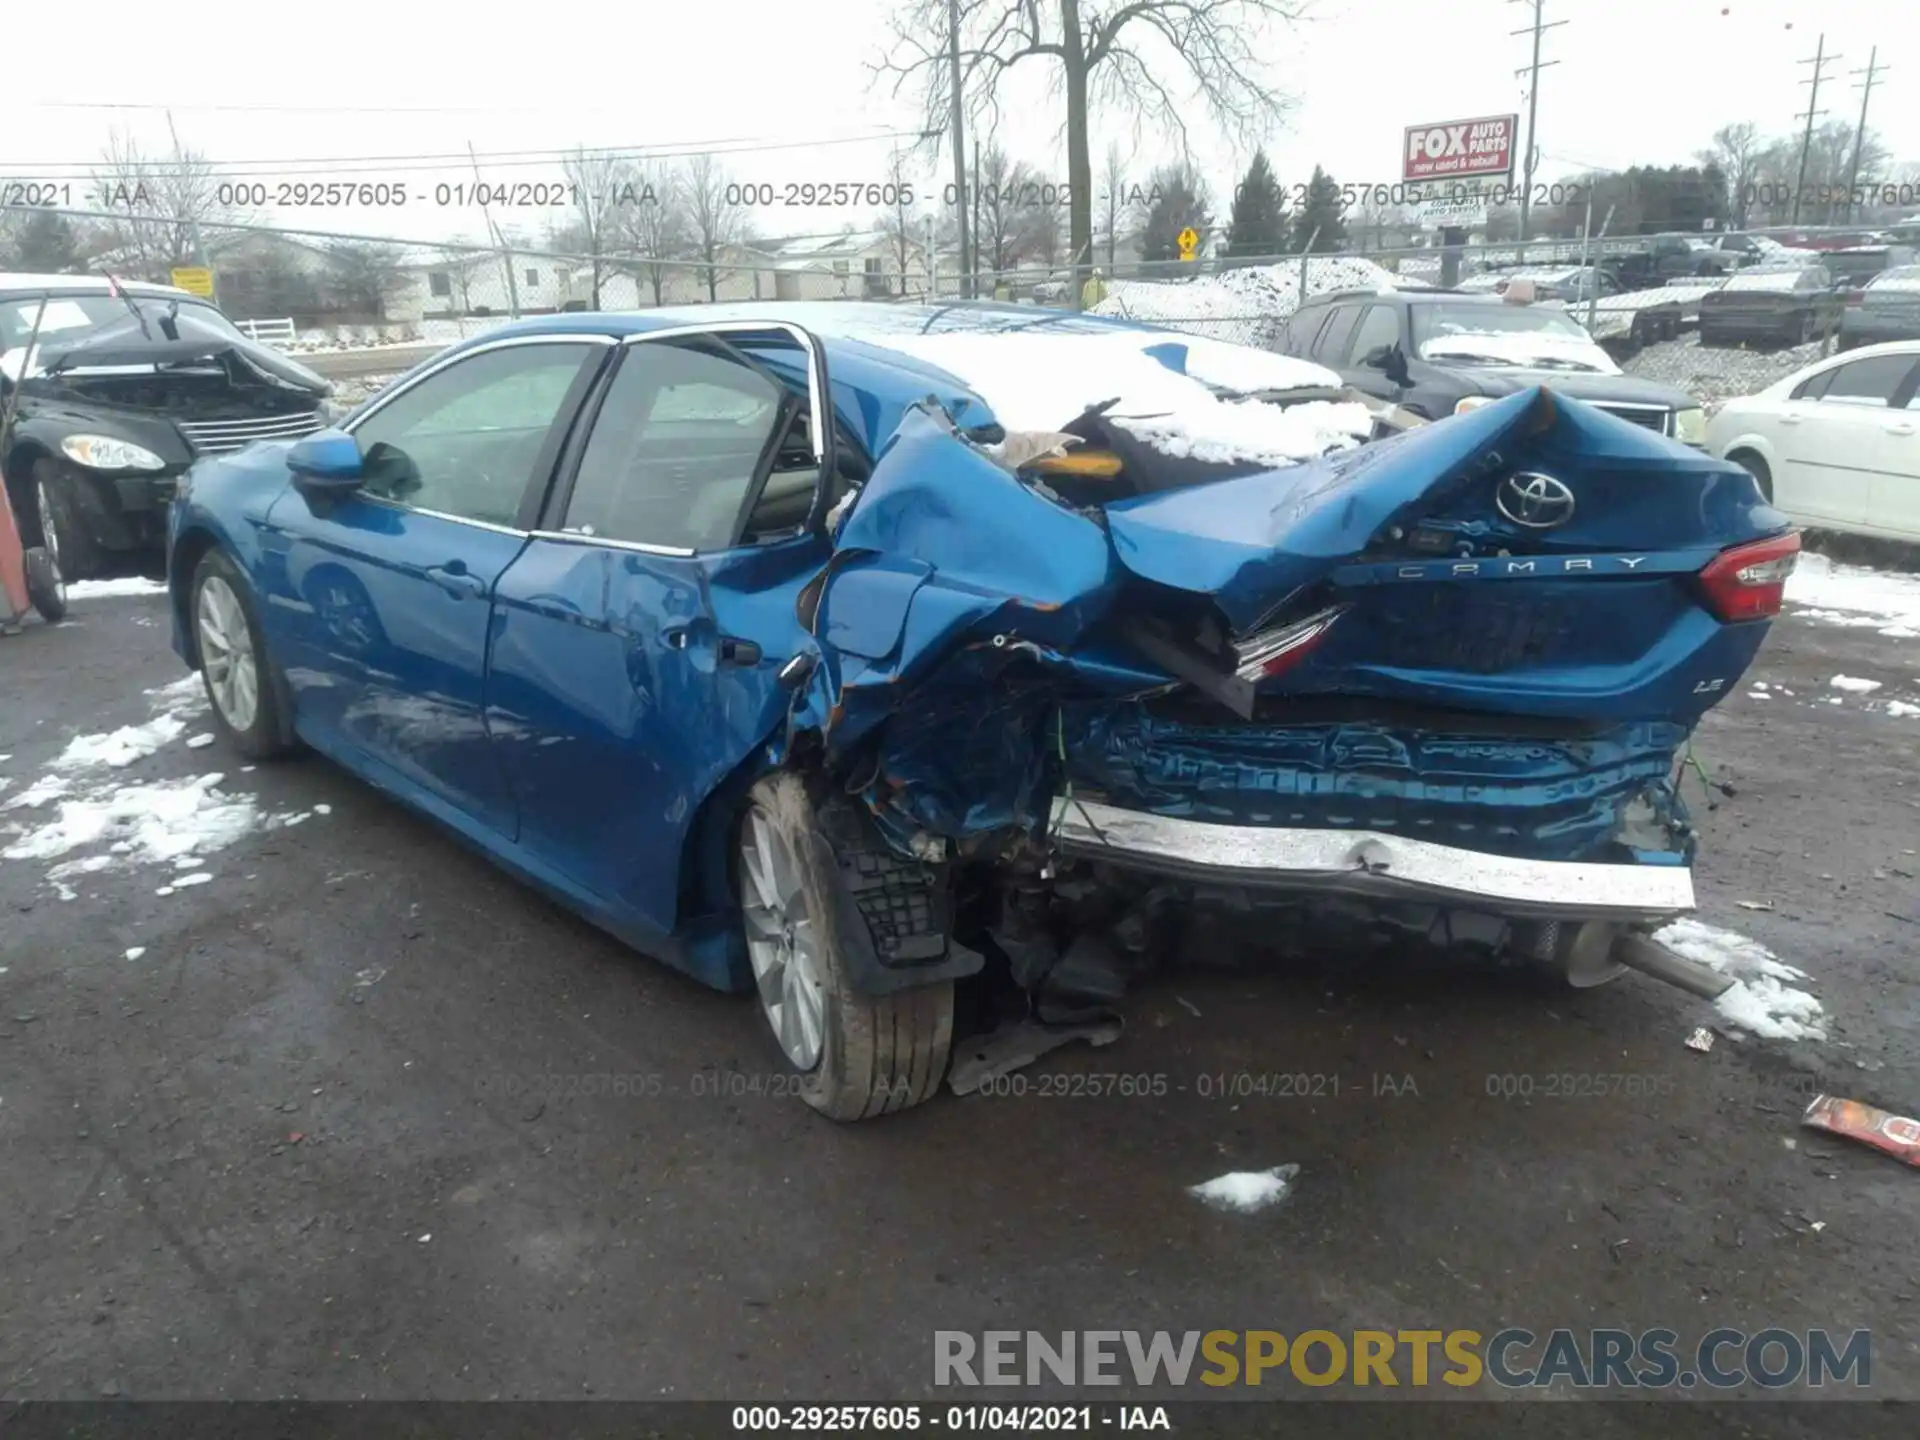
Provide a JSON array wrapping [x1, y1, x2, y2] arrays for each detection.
[[24, 546, 65, 622], [29, 459, 104, 582], [191, 548, 296, 761], [738, 773, 954, 1120]]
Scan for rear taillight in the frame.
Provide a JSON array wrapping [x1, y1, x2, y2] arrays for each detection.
[[1845, 290, 1866, 306], [1697, 532, 1801, 622], [1233, 604, 1347, 681]]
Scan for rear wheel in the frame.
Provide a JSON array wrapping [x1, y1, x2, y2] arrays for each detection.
[[738, 772, 954, 1120], [1729, 450, 1774, 503], [191, 548, 295, 761]]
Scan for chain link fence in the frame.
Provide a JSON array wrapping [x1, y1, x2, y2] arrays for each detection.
[[7, 204, 1904, 366]]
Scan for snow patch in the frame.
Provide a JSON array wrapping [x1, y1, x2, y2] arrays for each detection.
[[124, 947, 146, 961], [1888, 700, 1920, 718], [1786, 553, 1920, 634], [53, 713, 187, 770], [67, 577, 168, 600], [1829, 675, 1883, 694], [2, 773, 262, 865], [1654, 918, 1827, 1042], [1189, 1164, 1300, 1214]]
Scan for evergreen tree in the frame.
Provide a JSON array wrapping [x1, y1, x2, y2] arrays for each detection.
[[15, 210, 81, 272], [1288, 166, 1348, 253], [1139, 165, 1212, 263], [1224, 152, 1287, 258]]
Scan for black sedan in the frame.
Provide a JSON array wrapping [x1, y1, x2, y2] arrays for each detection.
[[1696, 265, 1843, 348]]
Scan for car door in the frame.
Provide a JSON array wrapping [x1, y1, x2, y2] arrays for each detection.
[[1340, 303, 1406, 403], [1776, 353, 1920, 536], [261, 336, 608, 835], [484, 322, 835, 947]]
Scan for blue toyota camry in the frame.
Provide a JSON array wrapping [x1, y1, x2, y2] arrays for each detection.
[[167, 301, 1795, 1120]]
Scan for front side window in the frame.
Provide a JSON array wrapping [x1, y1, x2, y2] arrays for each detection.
[[1312, 306, 1363, 365], [1348, 304, 1401, 362], [561, 338, 816, 551], [349, 342, 594, 526]]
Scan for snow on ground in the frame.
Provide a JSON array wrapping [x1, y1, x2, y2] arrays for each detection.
[[67, 577, 169, 600], [1829, 675, 1883, 694], [1623, 332, 1823, 411], [1785, 552, 1920, 636], [1189, 1164, 1300, 1214], [1654, 918, 1827, 1042], [1093, 256, 1411, 349], [0, 674, 317, 899]]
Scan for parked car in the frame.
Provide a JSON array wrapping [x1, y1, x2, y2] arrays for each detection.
[[0, 274, 333, 579], [1711, 233, 1816, 268], [1706, 341, 1920, 543], [1840, 265, 1920, 349], [1696, 265, 1841, 347], [1613, 234, 1731, 288], [1280, 288, 1706, 441], [1459, 266, 1623, 304], [168, 302, 1793, 1119], [1825, 244, 1919, 298]]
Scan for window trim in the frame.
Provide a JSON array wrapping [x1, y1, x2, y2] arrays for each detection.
[[1313, 304, 1365, 366], [529, 320, 835, 557], [339, 332, 616, 535]]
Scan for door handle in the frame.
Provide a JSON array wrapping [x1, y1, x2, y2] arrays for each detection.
[[425, 564, 485, 599], [1886, 420, 1916, 435], [1779, 414, 1802, 425]]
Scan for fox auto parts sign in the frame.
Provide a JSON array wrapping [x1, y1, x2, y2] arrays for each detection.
[[1403, 115, 1517, 183]]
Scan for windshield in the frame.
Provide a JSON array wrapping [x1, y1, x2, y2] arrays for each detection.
[[0, 292, 242, 358], [1410, 302, 1610, 369]]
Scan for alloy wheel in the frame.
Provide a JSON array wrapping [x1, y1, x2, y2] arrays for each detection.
[[196, 575, 260, 733], [34, 482, 66, 604], [739, 807, 827, 1071]]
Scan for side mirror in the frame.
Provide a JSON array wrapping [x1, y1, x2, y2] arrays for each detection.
[[287, 430, 365, 491], [1359, 344, 1395, 369]]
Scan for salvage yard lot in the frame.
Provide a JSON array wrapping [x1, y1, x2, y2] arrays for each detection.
[[2, 575, 1918, 1418]]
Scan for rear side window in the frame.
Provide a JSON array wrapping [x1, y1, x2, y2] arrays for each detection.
[[1313, 306, 1363, 365], [1812, 355, 1920, 409], [1285, 306, 1328, 358]]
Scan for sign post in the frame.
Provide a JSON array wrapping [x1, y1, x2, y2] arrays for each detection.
[[169, 266, 215, 298], [1403, 114, 1517, 250]]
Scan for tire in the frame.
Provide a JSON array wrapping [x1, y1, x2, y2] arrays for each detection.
[[190, 548, 295, 761], [29, 458, 104, 582], [737, 772, 954, 1121], [1697, 325, 1717, 348], [1729, 450, 1774, 504], [24, 546, 66, 622], [1795, 314, 1813, 345]]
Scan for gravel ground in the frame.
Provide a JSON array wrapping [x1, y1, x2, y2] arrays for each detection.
[[1624, 333, 1830, 410], [1, 581, 1917, 1429]]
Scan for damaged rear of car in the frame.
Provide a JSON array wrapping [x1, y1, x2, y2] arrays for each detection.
[[740, 310, 1793, 1118]]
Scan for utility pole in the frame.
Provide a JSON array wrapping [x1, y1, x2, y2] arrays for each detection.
[[468, 141, 521, 319], [1842, 47, 1890, 224], [946, 0, 972, 299], [1791, 34, 1840, 228], [1509, 0, 1565, 244], [165, 109, 213, 304]]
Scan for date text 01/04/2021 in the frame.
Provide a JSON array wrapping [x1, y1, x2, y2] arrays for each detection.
[[729, 1404, 1171, 1432]]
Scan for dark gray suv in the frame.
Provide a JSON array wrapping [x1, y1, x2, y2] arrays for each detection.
[[1280, 289, 1706, 444]]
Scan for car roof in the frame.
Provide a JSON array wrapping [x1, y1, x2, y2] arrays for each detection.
[[0, 271, 196, 300]]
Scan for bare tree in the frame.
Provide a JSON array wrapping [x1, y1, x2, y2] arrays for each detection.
[[876, 151, 923, 296], [613, 160, 691, 307], [1096, 141, 1137, 267], [681, 154, 747, 302], [92, 129, 237, 281], [557, 146, 634, 308], [321, 241, 411, 325], [1696, 122, 1768, 228], [880, 0, 1303, 306]]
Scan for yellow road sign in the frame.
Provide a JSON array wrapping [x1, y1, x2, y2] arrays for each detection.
[[1176, 227, 1200, 261], [170, 266, 215, 297]]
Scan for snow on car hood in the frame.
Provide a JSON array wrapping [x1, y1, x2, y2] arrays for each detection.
[[1418, 329, 1621, 374], [867, 329, 1372, 469], [1722, 269, 1817, 293]]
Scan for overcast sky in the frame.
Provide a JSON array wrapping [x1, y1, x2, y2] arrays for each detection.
[[2, 0, 1911, 250]]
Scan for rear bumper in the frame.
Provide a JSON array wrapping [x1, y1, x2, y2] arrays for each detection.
[[1049, 797, 1695, 920]]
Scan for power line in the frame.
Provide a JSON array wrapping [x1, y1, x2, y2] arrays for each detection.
[[0, 129, 935, 181], [1790, 33, 1842, 227], [1508, 0, 1566, 243]]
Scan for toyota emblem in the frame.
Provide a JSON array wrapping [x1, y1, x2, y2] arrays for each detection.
[[1496, 471, 1576, 529]]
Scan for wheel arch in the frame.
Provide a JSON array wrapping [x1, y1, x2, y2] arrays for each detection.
[[169, 524, 225, 667]]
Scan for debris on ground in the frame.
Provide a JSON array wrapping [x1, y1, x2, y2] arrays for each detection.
[[1189, 1164, 1301, 1215], [1685, 1027, 1716, 1053], [1802, 1095, 1920, 1168], [946, 1016, 1125, 1095]]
